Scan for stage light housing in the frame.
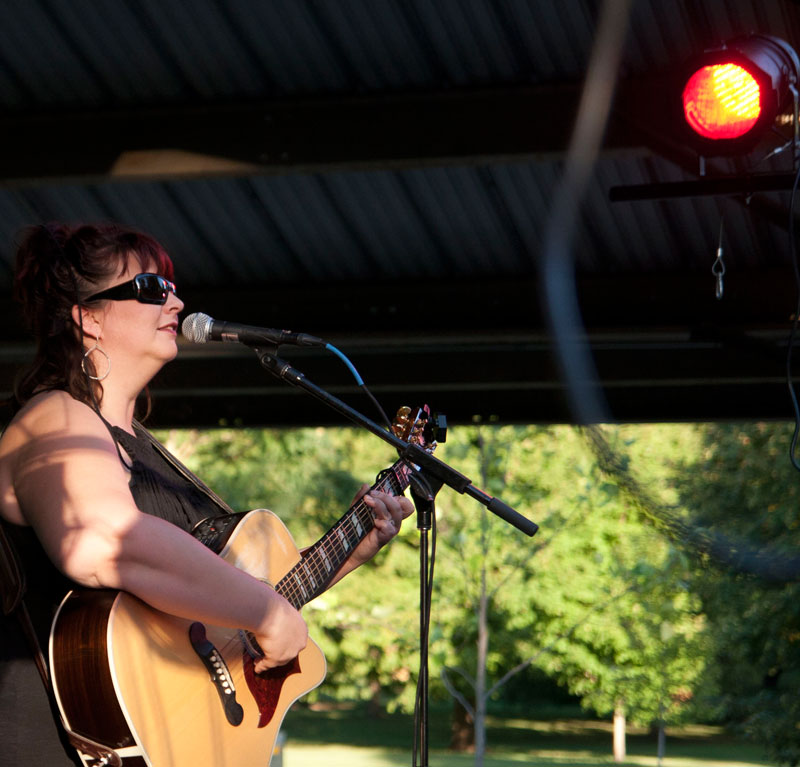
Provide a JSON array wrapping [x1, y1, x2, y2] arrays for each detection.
[[681, 35, 800, 155]]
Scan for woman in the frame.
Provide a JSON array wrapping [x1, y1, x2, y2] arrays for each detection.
[[0, 222, 412, 765]]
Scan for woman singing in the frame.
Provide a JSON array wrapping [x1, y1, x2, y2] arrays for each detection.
[[0, 222, 412, 765]]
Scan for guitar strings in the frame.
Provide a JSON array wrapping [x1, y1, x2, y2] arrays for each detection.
[[283, 463, 408, 602], [279, 498, 377, 606], [278, 464, 410, 607]]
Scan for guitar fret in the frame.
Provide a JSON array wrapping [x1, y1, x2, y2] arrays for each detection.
[[300, 557, 321, 591], [349, 510, 364, 537], [319, 547, 333, 573], [306, 558, 330, 594], [379, 475, 398, 494], [302, 562, 318, 591], [275, 456, 420, 609], [292, 572, 308, 601], [395, 466, 409, 491], [336, 527, 351, 552], [385, 472, 401, 494], [320, 538, 342, 570]]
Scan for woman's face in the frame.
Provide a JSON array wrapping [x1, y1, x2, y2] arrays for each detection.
[[90, 257, 184, 383]]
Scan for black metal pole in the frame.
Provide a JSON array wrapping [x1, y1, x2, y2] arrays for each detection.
[[418, 522, 429, 766], [253, 347, 538, 537], [609, 172, 800, 202]]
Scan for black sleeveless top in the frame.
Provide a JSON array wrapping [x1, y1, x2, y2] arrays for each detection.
[[111, 425, 229, 528], [0, 424, 233, 765]]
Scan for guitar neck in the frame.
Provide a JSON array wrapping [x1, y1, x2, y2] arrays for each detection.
[[276, 458, 413, 609]]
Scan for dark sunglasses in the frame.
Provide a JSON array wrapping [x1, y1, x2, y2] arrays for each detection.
[[85, 273, 177, 305]]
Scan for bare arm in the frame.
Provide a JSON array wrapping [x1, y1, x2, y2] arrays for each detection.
[[4, 391, 306, 669]]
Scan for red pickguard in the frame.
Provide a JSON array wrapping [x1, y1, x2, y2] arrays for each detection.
[[242, 652, 302, 728]]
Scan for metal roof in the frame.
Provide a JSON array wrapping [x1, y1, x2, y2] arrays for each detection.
[[1, 0, 799, 426]]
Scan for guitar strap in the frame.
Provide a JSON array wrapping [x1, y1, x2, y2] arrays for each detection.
[[0, 519, 24, 616], [132, 419, 237, 517]]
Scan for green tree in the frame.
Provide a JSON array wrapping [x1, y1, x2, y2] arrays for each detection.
[[673, 422, 800, 766], [431, 423, 712, 764], [156, 420, 721, 767], [528, 425, 713, 762], [433, 423, 555, 765]]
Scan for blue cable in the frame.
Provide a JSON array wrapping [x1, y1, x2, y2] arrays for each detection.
[[324, 342, 393, 428], [325, 342, 364, 385]]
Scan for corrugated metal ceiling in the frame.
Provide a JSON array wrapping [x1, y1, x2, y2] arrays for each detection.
[[0, 154, 790, 289], [0, 0, 798, 424]]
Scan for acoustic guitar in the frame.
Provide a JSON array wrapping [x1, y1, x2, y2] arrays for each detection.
[[50, 406, 438, 767]]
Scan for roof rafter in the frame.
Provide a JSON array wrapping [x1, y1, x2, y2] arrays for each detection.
[[0, 81, 652, 186]]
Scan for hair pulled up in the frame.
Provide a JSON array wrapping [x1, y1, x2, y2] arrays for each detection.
[[12, 221, 174, 411]]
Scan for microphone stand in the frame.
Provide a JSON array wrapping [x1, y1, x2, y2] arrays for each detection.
[[254, 348, 539, 535], [407, 469, 441, 766], [252, 347, 538, 765]]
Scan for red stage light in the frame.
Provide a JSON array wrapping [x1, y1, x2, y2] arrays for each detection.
[[680, 35, 799, 155], [683, 64, 761, 140]]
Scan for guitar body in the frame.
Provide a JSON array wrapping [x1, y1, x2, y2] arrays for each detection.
[[50, 510, 327, 767]]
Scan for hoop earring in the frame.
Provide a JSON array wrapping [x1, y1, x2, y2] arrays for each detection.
[[82, 341, 111, 381]]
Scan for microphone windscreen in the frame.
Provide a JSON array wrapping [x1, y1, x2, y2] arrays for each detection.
[[181, 312, 212, 343]]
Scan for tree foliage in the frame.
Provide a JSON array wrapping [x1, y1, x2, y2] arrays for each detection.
[[671, 423, 800, 766], [423, 422, 713, 764], [153, 419, 800, 765]]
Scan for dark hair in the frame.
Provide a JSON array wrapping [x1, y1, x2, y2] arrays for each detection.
[[12, 221, 174, 411]]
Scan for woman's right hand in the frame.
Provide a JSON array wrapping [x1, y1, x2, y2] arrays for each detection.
[[253, 590, 309, 671]]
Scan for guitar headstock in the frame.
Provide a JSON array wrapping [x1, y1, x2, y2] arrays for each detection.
[[392, 405, 446, 454]]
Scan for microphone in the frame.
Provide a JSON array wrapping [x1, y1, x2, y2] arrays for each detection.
[[181, 312, 324, 347]]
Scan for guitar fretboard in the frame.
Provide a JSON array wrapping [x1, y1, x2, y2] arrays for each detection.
[[276, 459, 412, 609]]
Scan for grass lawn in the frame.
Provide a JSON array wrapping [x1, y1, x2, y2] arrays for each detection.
[[276, 704, 777, 767]]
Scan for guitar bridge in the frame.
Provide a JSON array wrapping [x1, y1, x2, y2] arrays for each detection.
[[189, 622, 244, 726]]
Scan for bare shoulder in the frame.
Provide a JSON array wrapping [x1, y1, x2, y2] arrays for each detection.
[[3, 390, 115, 459], [13, 389, 105, 429], [0, 391, 122, 525]]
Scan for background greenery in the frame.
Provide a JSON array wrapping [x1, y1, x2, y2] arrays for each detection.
[[155, 419, 800, 766]]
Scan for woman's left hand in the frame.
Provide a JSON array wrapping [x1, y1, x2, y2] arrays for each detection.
[[350, 484, 414, 566]]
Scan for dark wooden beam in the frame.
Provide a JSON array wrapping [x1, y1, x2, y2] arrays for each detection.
[[139, 266, 800, 426], [172, 269, 797, 337], [0, 269, 790, 347], [0, 81, 650, 185], [0, 268, 794, 426], [142, 380, 797, 428], [143, 331, 794, 427]]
